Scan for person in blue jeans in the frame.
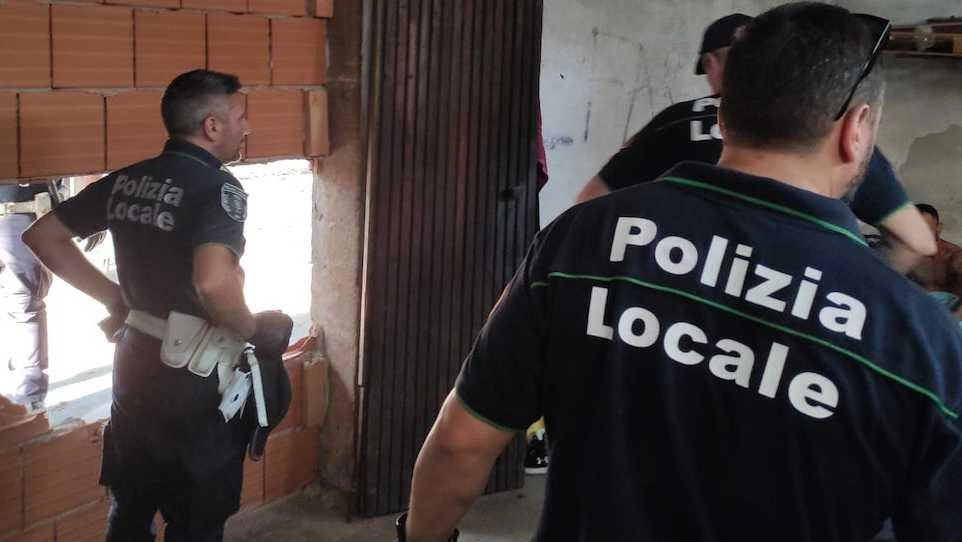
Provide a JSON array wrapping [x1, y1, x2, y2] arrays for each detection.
[[0, 183, 53, 408]]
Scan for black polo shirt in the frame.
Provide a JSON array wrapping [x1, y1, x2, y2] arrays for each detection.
[[599, 95, 910, 227], [457, 162, 962, 541], [55, 139, 247, 321], [600, 96, 724, 191], [54, 139, 250, 476]]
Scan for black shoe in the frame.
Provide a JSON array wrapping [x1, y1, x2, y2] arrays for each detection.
[[525, 431, 548, 475]]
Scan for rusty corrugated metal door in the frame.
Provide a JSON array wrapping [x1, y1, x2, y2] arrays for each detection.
[[356, 0, 543, 518]]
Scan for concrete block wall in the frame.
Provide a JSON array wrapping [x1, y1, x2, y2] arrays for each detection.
[[837, 0, 962, 242], [0, 0, 331, 183], [539, 0, 962, 233], [0, 347, 326, 542], [537, 0, 790, 225]]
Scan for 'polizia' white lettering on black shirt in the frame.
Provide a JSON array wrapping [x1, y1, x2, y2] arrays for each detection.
[[107, 174, 185, 232], [583, 216, 867, 420], [610, 217, 866, 338]]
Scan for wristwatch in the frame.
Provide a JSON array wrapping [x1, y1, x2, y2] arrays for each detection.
[[395, 512, 459, 541]]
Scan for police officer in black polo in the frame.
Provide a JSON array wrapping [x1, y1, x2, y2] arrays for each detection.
[[0, 182, 54, 407], [401, 4, 962, 541], [576, 13, 936, 273], [576, 13, 751, 203], [24, 70, 264, 541]]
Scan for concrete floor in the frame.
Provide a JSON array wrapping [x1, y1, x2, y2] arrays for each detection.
[[223, 474, 901, 542], [225, 476, 545, 542]]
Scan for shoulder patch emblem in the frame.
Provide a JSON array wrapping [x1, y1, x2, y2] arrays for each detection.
[[221, 183, 248, 222]]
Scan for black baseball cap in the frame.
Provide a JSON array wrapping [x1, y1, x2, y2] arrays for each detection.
[[695, 13, 753, 74]]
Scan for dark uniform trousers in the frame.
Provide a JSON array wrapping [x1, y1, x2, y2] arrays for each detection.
[[103, 328, 247, 542], [0, 213, 51, 404]]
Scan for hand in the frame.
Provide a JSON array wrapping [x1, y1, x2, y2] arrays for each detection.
[[98, 302, 129, 343], [83, 231, 106, 253]]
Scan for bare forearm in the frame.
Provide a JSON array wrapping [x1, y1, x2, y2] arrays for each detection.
[[406, 435, 497, 542], [879, 235, 925, 275], [28, 237, 121, 308], [193, 244, 256, 338], [196, 276, 255, 339], [877, 205, 937, 274]]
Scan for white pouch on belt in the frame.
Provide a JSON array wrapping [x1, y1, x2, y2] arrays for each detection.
[[160, 312, 209, 369], [160, 311, 245, 378], [189, 326, 246, 379]]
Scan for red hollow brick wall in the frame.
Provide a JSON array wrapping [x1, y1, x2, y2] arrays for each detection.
[[0, 0, 332, 532], [0, 1, 51, 89], [0, 0, 331, 183], [0, 349, 324, 542]]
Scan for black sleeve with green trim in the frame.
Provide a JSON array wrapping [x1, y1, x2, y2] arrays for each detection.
[[455, 232, 552, 433], [850, 148, 910, 227]]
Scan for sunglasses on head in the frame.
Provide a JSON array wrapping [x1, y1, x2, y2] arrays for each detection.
[[834, 13, 891, 121]]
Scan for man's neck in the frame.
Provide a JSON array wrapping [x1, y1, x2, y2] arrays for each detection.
[[179, 136, 221, 162], [717, 145, 838, 198]]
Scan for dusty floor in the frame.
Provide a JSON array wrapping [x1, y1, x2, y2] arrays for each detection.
[[225, 476, 545, 542], [222, 473, 903, 542]]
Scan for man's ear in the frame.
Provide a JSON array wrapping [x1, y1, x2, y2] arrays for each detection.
[[838, 103, 872, 164], [201, 115, 218, 141]]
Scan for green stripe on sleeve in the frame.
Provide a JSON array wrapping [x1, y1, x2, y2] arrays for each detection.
[[873, 200, 913, 228], [455, 390, 524, 433]]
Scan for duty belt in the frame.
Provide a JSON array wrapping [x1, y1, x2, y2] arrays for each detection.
[[124, 310, 268, 426], [125, 310, 167, 339]]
